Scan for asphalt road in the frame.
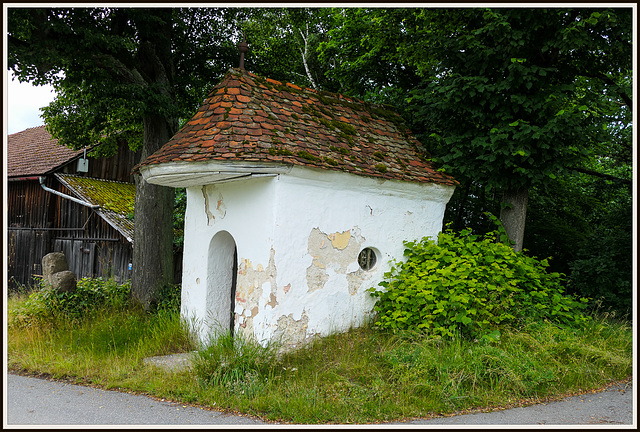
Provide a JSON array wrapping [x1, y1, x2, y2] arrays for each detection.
[[4, 373, 635, 427]]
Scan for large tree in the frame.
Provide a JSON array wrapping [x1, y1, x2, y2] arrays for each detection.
[[319, 8, 632, 251], [7, 8, 243, 307], [236, 8, 339, 91]]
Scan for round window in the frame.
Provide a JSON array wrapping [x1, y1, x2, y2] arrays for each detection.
[[358, 247, 377, 271]]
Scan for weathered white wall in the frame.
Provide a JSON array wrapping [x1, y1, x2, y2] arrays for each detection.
[[180, 176, 276, 342], [180, 166, 454, 348]]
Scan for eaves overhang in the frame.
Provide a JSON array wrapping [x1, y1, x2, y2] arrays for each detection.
[[140, 160, 292, 188]]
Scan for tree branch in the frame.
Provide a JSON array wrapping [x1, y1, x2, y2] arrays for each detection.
[[570, 167, 631, 185], [589, 72, 633, 112], [91, 52, 146, 86]]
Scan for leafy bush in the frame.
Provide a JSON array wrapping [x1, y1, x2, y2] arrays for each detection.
[[10, 277, 131, 327], [568, 227, 632, 317], [369, 218, 590, 339], [149, 282, 182, 313]]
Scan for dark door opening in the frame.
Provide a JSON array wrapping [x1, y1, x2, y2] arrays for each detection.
[[230, 246, 237, 336]]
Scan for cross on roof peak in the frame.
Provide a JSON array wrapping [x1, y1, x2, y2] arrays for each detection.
[[238, 35, 248, 70]]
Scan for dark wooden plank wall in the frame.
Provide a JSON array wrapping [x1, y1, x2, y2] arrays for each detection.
[[91, 142, 141, 183], [6, 179, 53, 228], [7, 179, 55, 289], [6, 141, 179, 292], [59, 140, 142, 183], [7, 229, 53, 289], [7, 178, 133, 290], [53, 238, 133, 283]]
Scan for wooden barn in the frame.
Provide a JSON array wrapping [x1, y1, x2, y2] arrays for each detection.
[[6, 126, 141, 291]]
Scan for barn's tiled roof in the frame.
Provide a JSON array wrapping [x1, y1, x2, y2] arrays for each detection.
[[139, 68, 456, 186], [7, 126, 85, 177], [56, 174, 135, 243]]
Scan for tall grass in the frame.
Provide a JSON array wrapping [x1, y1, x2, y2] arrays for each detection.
[[186, 317, 631, 423], [7, 278, 195, 384], [7, 279, 632, 424]]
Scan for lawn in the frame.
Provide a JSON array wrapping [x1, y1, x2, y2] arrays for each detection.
[[6, 278, 633, 424]]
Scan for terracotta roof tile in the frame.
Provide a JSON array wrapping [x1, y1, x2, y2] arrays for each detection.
[[139, 69, 457, 186], [7, 126, 85, 177]]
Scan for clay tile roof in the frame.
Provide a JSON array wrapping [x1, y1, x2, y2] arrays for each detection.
[[7, 126, 85, 178], [139, 68, 457, 186], [56, 174, 135, 243]]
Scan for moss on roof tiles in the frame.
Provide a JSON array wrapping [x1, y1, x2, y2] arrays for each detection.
[[139, 68, 457, 187], [55, 174, 136, 243], [58, 175, 135, 215]]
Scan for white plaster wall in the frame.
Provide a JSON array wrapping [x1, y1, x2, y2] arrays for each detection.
[[180, 166, 454, 348], [180, 176, 276, 344], [237, 166, 454, 348]]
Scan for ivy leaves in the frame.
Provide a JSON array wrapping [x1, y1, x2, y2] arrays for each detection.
[[369, 216, 590, 339]]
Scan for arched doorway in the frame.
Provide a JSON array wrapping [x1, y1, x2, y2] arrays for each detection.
[[207, 231, 237, 337]]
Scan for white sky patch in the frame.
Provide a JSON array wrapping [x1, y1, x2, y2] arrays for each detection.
[[6, 71, 57, 135]]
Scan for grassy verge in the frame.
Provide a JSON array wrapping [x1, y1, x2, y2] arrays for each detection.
[[7, 282, 633, 424]]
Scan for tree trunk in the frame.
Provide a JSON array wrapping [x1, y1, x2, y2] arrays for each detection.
[[499, 187, 529, 252], [298, 25, 319, 90], [131, 115, 175, 309]]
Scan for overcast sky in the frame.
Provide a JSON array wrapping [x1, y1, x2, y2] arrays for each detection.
[[6, 71, 57, 135]]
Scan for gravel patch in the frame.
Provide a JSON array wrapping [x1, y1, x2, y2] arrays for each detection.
[[142, 352, 197, 372]]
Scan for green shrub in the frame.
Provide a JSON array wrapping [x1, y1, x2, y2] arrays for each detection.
[[568, 229, 632, 317], [10, 277, 132, 327], [149, 283, 182, 313], [369, 217, 590, 339]]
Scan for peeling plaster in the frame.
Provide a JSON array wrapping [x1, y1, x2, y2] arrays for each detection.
[[235, 248, 277, 334], [202, 184, 226, 225], [306, 227, 368, 293], [306, 265, 330, 293], [328, 231, 351, 250], [346, 268, 366, 296], [267, 292, 278, 308], [273, 311, 312, 348], [179, 166, 455, 350]]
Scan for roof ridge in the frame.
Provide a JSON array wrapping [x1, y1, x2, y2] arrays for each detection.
[[7, 126, 87, 177], [56, 173, 134, 186], [236, 67, 399, 114], [7, 125, 48, 136]]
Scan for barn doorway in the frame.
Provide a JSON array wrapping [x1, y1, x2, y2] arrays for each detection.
[[206, 231, 238, 337]]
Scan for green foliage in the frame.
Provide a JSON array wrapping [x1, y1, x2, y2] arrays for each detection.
[[317, 7, 632, 314], [524, 160, 632, 316], [568, 229, 632, 317], [8, 8, 243, 150], [318, 9, 423, 97], [369, 217, 590, 339], [378, 318, 631, 408], [406, 8, 630, 192], [173, 188, 187, 249], [11, 277, 132, 327], [8, 284, 632, 424], [149, 282, 182, 314], [240, 8, 339, 91]]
